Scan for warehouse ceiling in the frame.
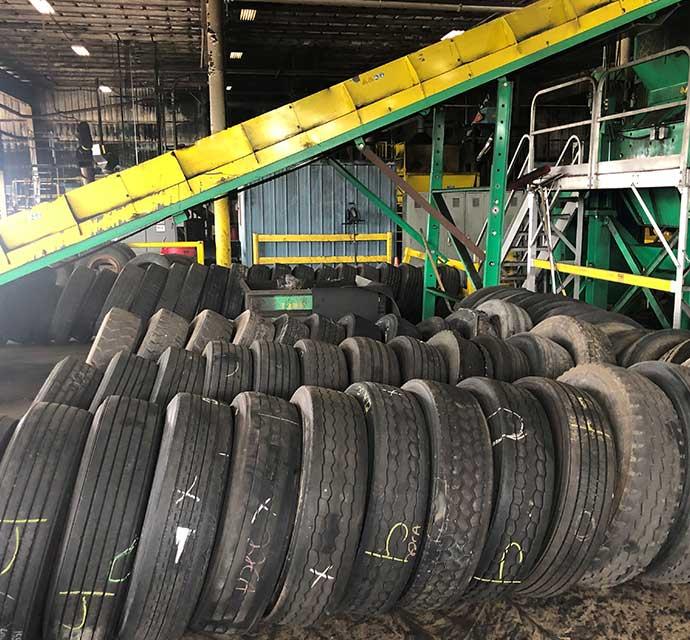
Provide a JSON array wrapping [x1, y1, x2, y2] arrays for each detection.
[[0, 0, 521, 107]]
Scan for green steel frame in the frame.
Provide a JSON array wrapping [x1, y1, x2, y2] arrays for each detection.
[[484, 78, 514, 287], [423, 107, 445, 318], [0, 0, 678, 287]]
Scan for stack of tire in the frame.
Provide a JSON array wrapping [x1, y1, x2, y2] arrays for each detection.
[[5, 279, 690, 639], [0, 254, 246, 347]]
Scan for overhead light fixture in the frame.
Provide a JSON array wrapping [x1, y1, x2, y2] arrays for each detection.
[[28, 0, 55, 14], [229, 51, 243, 59], [71, 45, 90, 56], [239, 8, 256, 21], [98, 85, 112, 94], [225, 85, 232, 91], [441, 29, 465, 40]]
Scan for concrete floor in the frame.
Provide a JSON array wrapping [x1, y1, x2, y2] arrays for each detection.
[[2, 344, 690, 639]]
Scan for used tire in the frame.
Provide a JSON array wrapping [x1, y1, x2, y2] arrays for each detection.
[[186, 310, 234, 353], [560, 364, 683, 587], [458, 378, 555, 598], [192, 392, 301, 633], [222, 267, 246, 320], [399, 381, 493, 610], [265, 387, 368, 627], [154, 263, 188, 314], [119, 393, 233, 640], [138, 309, 190, 361], [45, 397, 163, 640], [514, 377, 617, 597], [532, 316, 616, 365], [476, 299, 533, 338], [0, 403, 91, 640], [340, 383, 430, 615], [49, 265, 97, 344], [72, 269, 117, 342], [292, 265, 315, 287], [150, 347, 205, 406], [0, 415, 17, 460], [295, 339, 349, 391], [304, 313, 346, 345], [232, 310, 275, 345], [388, 336, 448, 384], [89, 351, 159, 413], [471, 335, 530, 382], [174, 263, 208, 322], [198, 264, 229, 314], [273, 314, 310, 346], [202, 341, 253, 403], [416, 316, 448, 341], [506, 333, 574, 379], [428, 329, 487, 384], [660, 338, 690, 365], [250, 340, 301, 399], [130, 264, 168, 323], [338, 313, 383, 341], [377, 263, 401, 299], [620, 329, 690, 367], [339, 336, 401, 386], [33, 356, 102, 410], [96, 263, 145, 327], [446, 308, 498, 338], [87, 308, 143, 371], [375, 313, 421, 343], [630, 362, 690, 583]]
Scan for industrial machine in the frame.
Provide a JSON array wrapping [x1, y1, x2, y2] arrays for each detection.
[[501, 25, 690, 327]]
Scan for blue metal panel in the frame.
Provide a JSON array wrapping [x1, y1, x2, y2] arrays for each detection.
[[241, 161, 397, 265]]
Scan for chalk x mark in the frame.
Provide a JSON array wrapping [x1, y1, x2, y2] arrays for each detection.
[[309, 565, 334, 589], [175, 475, 200, 504]]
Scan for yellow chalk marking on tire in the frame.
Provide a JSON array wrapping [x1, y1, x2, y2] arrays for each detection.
[[0, 518, 48, 524], [62, 596, 88, 632], [108, 539, 138, 583], [364, 522, 410, 563], [473, 541, 524, 585], [0, 527, 20, 576]]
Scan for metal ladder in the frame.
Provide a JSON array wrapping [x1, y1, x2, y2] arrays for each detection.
[[500, 135, 584, 289]]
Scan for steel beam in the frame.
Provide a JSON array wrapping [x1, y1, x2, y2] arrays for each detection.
[[483, 77, 514, 287], [606, 218, 670, 327], [423, 108, 445, 319], [584, 212, 611, 307]]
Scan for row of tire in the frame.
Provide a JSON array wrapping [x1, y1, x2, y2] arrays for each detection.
[[0, 255, 246, 345], [4, 352, 690, 639]]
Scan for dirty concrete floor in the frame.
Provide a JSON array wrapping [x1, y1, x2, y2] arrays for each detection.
[[3, 344, 690, 640]]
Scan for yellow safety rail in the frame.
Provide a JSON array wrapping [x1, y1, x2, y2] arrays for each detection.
[[403, 246, 478, 293], [0, 0, 680, 283], [531, 258, 676, 292], [253, 232, 393, 265], [127, 241, 205, 265]]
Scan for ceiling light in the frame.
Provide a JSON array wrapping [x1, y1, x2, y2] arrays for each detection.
[[441, 29, 465, 40], [225, 85, 232, 91], [239, 8, 256, 21], [71, 45, 90, 56], [28, 0, 55, 14], [98, 85, 112, 93], [229, 51, 243, 59]]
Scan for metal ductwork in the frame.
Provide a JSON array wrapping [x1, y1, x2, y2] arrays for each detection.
[[246, 0, 515, 13]]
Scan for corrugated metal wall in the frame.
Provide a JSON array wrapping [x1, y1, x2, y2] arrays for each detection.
[[240, 161, 397, 265]]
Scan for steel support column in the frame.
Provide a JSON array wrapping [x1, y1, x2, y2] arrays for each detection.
[[483, 77, 514, 287], [206, 0, 232, 266], [584, 212, 611, 307], [423, 108, 445, 318], [676, 187, 690, 328]]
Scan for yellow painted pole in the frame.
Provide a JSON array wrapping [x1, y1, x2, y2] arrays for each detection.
[[386, 232, 393, 263], [252, 233, 260, 265]]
